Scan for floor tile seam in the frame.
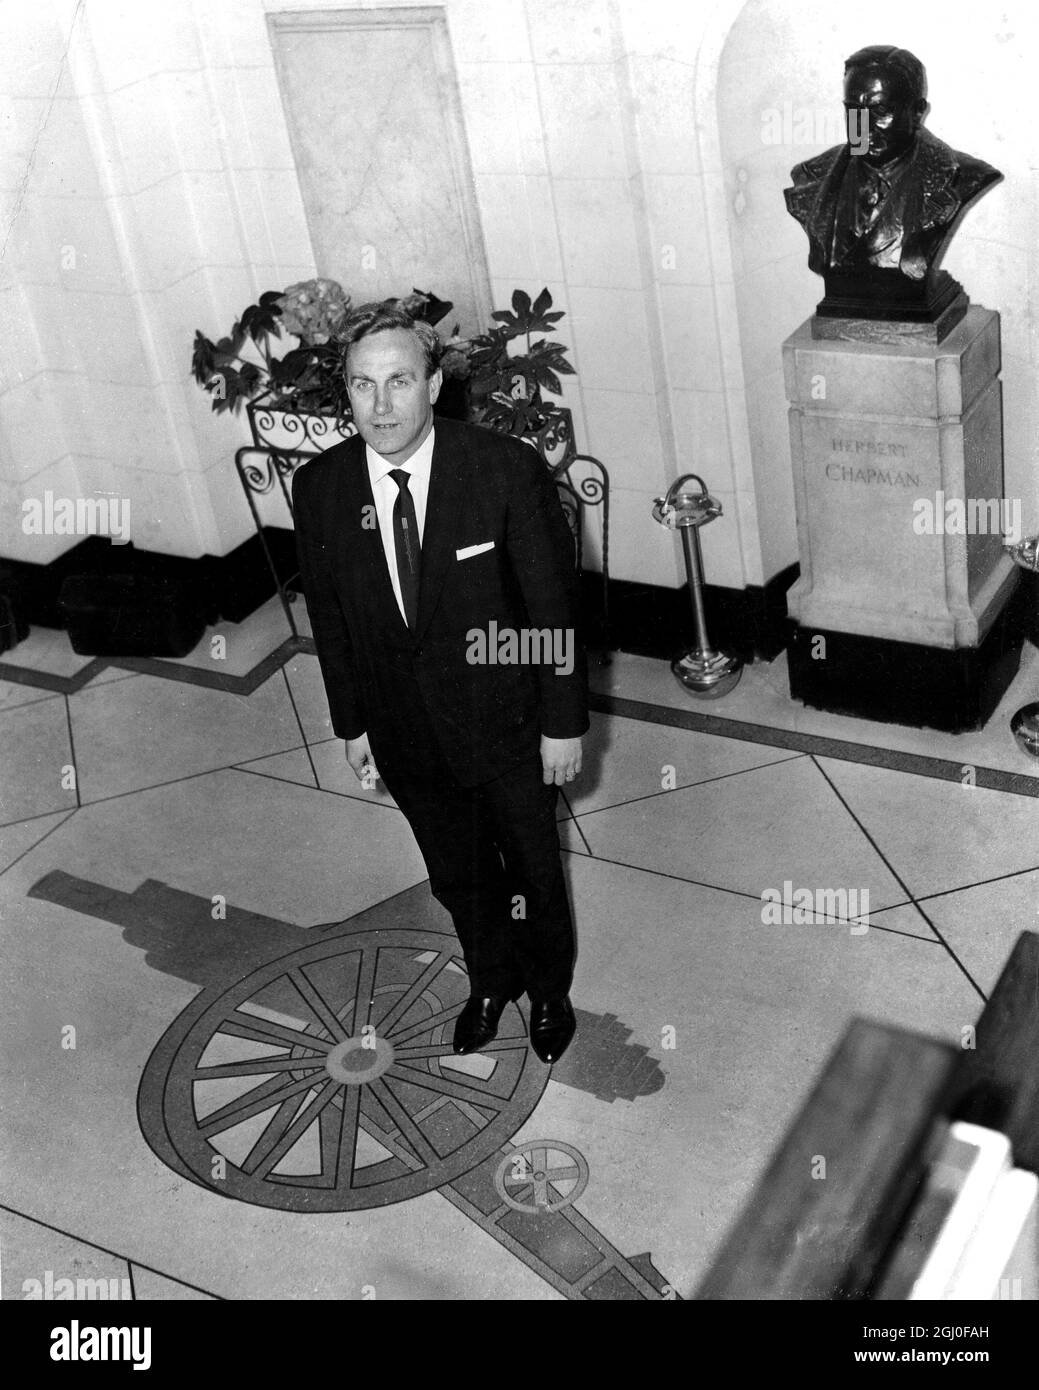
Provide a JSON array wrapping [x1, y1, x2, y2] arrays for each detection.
[[63, 693, 81, 810], [0, 689, 65, 712], [301, 733, 346, 750], [8, 706, 1024, 934], [3, 744, 401, 819], [807, 755, 988, 1002], [304, 877, 439, 934], [64, 746, 320, 810], [568, 816, 592, 853], [0, 1201, 224, 1301], [562, 753, 809, 822], [910, 863, 1039, 905], [0, 808, 78, 878], [227, 762, 405, 814], [13, 638, 1030, 829], [12, 643, 1038, 799], [589, 692, 1039, 800], [0, 804, 78, 833], [559, 787, 591, 850], [565, 800, 934, 927], [558, 845, 942, 941], [278, 665, 321, 788]]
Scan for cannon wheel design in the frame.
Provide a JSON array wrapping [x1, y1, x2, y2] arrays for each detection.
[[137, 927, 549, 1211], [495, 1140, 590, 1213]]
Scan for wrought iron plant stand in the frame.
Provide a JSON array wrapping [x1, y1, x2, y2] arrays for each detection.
[[233, 395, 611, 656]]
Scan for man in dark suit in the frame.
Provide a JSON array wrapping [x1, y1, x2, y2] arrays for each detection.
[[292, 304, 588, 1064]]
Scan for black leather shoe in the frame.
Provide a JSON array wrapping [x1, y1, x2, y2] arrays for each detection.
[[453, 996, 508, 1055], [529, 996, 576, 1063]]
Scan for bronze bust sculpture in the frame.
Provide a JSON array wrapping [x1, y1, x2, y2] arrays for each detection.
[[785, 46, 1001, 338]]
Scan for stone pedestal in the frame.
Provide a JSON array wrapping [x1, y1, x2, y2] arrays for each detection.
[[782, 306, 1022, 731]]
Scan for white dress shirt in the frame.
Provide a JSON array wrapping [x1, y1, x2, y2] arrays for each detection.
[[365, 425, 435, 625]]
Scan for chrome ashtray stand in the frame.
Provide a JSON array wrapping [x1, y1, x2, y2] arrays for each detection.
[[1005, 535, 1039, 758], [652, 474, 743, 698]]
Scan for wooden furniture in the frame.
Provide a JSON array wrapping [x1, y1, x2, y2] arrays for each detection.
[[697, 931, 1039, 1299]]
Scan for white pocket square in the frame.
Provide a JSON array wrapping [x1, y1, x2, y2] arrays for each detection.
[[456, 541, 495, 560]]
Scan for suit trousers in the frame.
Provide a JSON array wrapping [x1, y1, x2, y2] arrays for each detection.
[[373, 730, 575, 1001]]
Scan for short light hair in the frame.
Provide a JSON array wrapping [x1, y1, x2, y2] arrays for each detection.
[[341, 303, 442, 379], [844, 45, 927, 106]]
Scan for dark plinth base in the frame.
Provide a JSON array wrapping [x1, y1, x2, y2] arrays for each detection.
[[813, 269, 968, 344], [786, 592, 1027, 733], [811, 292, 968, 345]]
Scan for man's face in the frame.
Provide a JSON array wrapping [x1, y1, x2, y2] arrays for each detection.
[[843, 68, 922, 166], [345, 328, 442, 464]]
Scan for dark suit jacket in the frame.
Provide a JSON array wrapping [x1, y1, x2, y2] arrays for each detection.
[[785, 128, 1000, 281], [292, 417, 589, 788]]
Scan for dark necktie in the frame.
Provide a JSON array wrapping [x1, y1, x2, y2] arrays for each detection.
[[388, 468, 421, 629]]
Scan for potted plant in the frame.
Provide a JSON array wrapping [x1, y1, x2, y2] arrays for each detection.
[[190, 280, 458, 451], [189, 281, 576, 454], [189, 280, 604, 645], [459, 287, 576, 439]]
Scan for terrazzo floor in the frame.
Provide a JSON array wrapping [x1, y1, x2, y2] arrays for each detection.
[[1, 595, 1037, 1300]]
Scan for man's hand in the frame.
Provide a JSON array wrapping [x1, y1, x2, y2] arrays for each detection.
[[541, 735, 582, 787], [345, 733, 380, 788]]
